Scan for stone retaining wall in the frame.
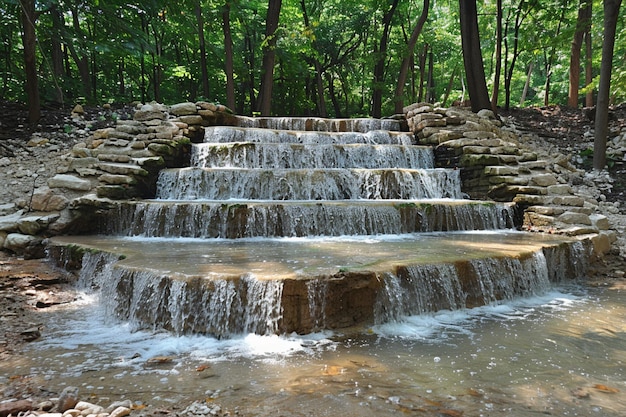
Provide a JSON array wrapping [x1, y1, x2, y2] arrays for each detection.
[[404, 102, 616, 257], [0, 102, 236, 257]]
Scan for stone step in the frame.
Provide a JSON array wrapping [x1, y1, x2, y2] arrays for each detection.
[[192, 142, 434, 169], [234, 116, 406, 132], [156, 168, 462, 200], [103, 199, 517, 238], [203, 126, 414, 145], [48, 232, 589, 336]]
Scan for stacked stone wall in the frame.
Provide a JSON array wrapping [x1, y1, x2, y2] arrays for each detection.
[[404, 102, 616, 257], [0, 102, 235, 256]]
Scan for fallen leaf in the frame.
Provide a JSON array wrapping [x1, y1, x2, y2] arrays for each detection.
[[593, 384, 619, 393], [438, 409, 463, 417], [466, 388, 483, 397]]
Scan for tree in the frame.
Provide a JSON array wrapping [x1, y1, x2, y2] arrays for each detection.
[[593, 0, 623, 171], [19, 0, 40, 123], [394, 0, 429, 114], [196, 0, 210, 99], [459, 0, 490, 112], [222, 2, 236, 110], [258, 0, 282, 116], [371, 0, 399, 118], [490, 0, 502, 111], [568, 0, 592, 107]]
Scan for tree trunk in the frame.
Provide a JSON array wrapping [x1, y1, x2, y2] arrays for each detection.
[[196, 0, 210, 99], [568, 0, 589, 107], [584, 2, 594, 108], [118, 58, 125, 97], [19, 0, 40, 123], [520, 61, 533, 106], [503, 0, 532, 110], [593, 0, 623, 171], [50, 4, 64, 104], [417, 43, 428, 102], [459, 0, 491, 112], [372, 0, 399, 118], [69, 7, 93, 102], [300, 0, 327, 117], [426, 50, 435, 103], [222, 3, 236, 111], [490, 0, 502, 111], [258, 0, 282, 116], [543, 4, 566, 106], [394, 0, 430, 114]]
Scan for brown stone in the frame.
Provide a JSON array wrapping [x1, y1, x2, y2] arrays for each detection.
[[0, 399, 34, 417]]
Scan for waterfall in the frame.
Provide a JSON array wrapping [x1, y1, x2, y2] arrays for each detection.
[[70, 252, 285, 337], [49, 116, 591, 337], [105, 200, 515, 238], [373, 242, 587, 325]]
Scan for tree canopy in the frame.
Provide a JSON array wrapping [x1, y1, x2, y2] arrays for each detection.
[[3, 0, 625, 118]]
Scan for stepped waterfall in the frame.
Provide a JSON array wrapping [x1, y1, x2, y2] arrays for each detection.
[[49, 117, 589, 337]]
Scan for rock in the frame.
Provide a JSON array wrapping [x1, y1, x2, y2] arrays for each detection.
[[477, 109, 496, 119], [590, 213, 610, 230], [134, 108, 166, 122], [72, 104, 85, 115], [530, 174, 558, 187], [30, 188, 70, 211], [558, 211, 592, 225], [57, 386, 80, 412], [4, 233, 41, 252], [17, 216, 45, 235], [105, 401, 132, 413], [170, 102, 198, 116], [108, 406, 131, 417], [48, 174, 92, 191], [0, 210, 23, 232], [0, 399, 34, 417]]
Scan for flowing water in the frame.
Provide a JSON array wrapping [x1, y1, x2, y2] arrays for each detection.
[[6, 117, 624, 415], [3, 281, 625, 416]]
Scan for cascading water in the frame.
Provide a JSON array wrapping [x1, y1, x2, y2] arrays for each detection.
[[49, 116, 590, 337]]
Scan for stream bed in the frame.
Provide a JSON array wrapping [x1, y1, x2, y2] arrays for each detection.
[[2, 281, 625, 416]]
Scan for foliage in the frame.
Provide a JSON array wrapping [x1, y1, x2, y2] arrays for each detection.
[[2, 0, 624, 116]]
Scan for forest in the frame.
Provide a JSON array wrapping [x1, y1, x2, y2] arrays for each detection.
[[3, 0, 626, 121]]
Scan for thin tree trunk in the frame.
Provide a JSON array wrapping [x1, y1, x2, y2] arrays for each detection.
[[568, 0, 589, 107], [196, 0, 210, 99], [584, 3, 594, 108], [417, 43, 428, 102], [490, 0, 502, 111], [69, 7, 93, 102], [222, 3, 236, 111], [372, 0, 399, 118], [426, 50, 435, 103], [300, 0, 327, 117], [593, 0, 623, 171], [394, 0, 430, 114], [459, 0, 491, 112], [50, 4, 64, 104], [118, 58, 125, 96], [442, 66, 458, 107], [520, 61, 533, 106], [543, 3, 566, 106], [258, 0, 282, 116], [19, 0, 40, 123]]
